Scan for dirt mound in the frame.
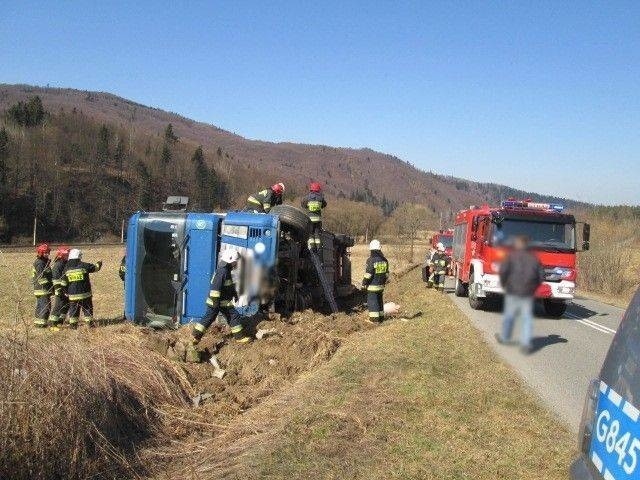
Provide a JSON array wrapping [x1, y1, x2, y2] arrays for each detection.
[[150, 309, 371, 432]]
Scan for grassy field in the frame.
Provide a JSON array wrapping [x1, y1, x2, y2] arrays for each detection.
[[0, 244, 576, 479], [0, 245, 125, 326]]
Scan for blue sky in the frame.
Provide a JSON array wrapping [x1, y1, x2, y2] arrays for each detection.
[[1, 1, 638, 205]]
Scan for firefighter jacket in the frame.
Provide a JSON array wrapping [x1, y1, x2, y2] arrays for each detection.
[[362, 250, 389, 292], [119, 256, 126, 281], [430, 252, 450, 275], [61, 259, 102, 301], [206, 261, 238, 308], [247, 189, 282, 213], [51, 259, 67, 295], [32, 257, 52, 297], [301, 192, 327, 223]]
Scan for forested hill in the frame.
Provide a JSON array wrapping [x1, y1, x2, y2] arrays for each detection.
[[0, 84, 588, 242]]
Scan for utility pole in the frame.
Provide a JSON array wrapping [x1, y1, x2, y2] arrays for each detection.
[[121, 219, 125, 244], [32, 216, 37, 245]]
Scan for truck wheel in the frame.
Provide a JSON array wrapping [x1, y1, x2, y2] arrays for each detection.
[[469, 285, 484, 310], [270, 205, 311, 237], [454, 271, 468, 297], [543, 300, 567, 318]]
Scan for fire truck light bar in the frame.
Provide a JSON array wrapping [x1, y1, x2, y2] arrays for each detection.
[[501, 200, 564, 212]]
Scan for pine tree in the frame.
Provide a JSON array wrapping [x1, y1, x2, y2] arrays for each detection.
[[96, 125, 110, 166], [135, 161, 153, 210], [164, 123, 178, 144], [0, 127, 9, 186]]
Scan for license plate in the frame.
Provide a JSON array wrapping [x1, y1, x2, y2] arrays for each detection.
[[590, 382, 640, 480]]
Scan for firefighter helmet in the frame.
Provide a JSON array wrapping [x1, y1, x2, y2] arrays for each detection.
[[436, 242, 445, 252], [309, 182, 322, 193], [221, 249, 240, 264], [68, 249, 82, 260], [369, 239, 381, 251], [271, 182, 285, 195], [36, 243, 51, 257], [56, 246, 70, 260]]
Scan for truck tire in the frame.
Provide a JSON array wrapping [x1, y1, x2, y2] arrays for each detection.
[[270, 205, 311, 237], [543, 300, 567, 318], [454, 270, 468, 297], [468, 271, 484, 310]]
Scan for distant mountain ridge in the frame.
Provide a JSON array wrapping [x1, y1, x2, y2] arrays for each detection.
[[0, 83, 589, 216]]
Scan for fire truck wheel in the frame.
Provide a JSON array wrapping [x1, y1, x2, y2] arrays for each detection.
[[454, 272, 468, 297], [468, 277, 484, 310], [270, 205, 311, 238], [543, 300, 567, 318]]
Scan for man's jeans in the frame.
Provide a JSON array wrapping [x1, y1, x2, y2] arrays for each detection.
[[501, 294, 534, 348]]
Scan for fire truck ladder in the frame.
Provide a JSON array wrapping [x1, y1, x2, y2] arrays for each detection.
[[308, 249, 339, 313]]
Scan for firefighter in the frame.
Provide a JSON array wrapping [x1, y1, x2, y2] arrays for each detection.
[[60, 249, 102, 328], [192, 249, 250, 344], [245, 182, 285, 213], [48, 246, 70, 328], [32, 243, 53, 328], [430, 242, 450, 291], [362, 239, 389, 323], [301, 182, 327, 252]]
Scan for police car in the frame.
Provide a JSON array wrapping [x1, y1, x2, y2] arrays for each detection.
[[571, 287, 640, 480]]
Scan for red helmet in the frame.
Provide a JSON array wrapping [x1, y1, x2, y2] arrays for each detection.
[[309, 182, 322, 193], [271, 182, 285, 195], [56, 246, 70, 260], [36, 243, 51, 257]]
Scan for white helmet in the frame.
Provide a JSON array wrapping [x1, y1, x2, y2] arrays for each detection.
[[68, 248, 82, 260], [221, 249, 240, 264], [369, 239, 381, 251], [436, 242, 445, 252]]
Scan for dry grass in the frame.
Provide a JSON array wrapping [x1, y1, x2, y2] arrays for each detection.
[[0, 244, 575, 479], [0, 324, 191, 480], [157, 268, 575, 480]]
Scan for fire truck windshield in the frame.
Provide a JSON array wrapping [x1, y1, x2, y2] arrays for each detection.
[[490, 218, 576, 251], [439, 236, 453, 248]]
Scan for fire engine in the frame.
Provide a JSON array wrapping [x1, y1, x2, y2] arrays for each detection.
[[451, 199, 590, 317]]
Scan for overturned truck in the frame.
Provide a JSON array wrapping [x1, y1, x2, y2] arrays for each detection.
[[124, 198, 354, 328]]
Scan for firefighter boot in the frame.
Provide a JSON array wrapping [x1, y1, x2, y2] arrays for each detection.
[[231, 324, 252, 344]]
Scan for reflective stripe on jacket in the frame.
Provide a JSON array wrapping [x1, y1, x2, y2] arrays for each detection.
[[206, 261, 237, 307], [32, 257, 52, 296], [301, 192, 326, 222], [61, 259, 101, 300], [362, 250, 389, 292]]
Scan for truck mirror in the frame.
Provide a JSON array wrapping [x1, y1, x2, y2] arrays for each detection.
[[583, 223, 591, 242]]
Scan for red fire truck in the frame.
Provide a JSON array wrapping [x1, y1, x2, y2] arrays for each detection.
[[430, 229, 454, 257], [451, 199, 590, 317]]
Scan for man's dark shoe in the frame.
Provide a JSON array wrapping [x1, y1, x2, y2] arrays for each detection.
[[520, 344, 533, 355]]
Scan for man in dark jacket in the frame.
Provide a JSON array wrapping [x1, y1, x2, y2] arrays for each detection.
[[362, 239, 389, 324], [32, 243, 53, 328], [301, 182, 327, 252], [495, 235, 544, 354], [60, 248, 102, 328]]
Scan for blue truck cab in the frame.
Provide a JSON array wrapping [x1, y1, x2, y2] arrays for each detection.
[[124, 210, 279, 327]]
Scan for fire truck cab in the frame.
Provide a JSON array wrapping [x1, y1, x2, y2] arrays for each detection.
[[452, 200, 590, 317]]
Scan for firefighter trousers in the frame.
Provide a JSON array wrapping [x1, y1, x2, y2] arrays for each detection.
[[367, 291, 384, 322], [193, 304, 244, 340], [34, 295, 51, 327], [68, 297, 94, 326], [433, 272, 446, 289], [49, 293, 69, 325], [308, 221, 322, 251]]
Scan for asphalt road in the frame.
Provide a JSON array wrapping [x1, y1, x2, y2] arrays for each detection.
[[447, 278, 626, 433]]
